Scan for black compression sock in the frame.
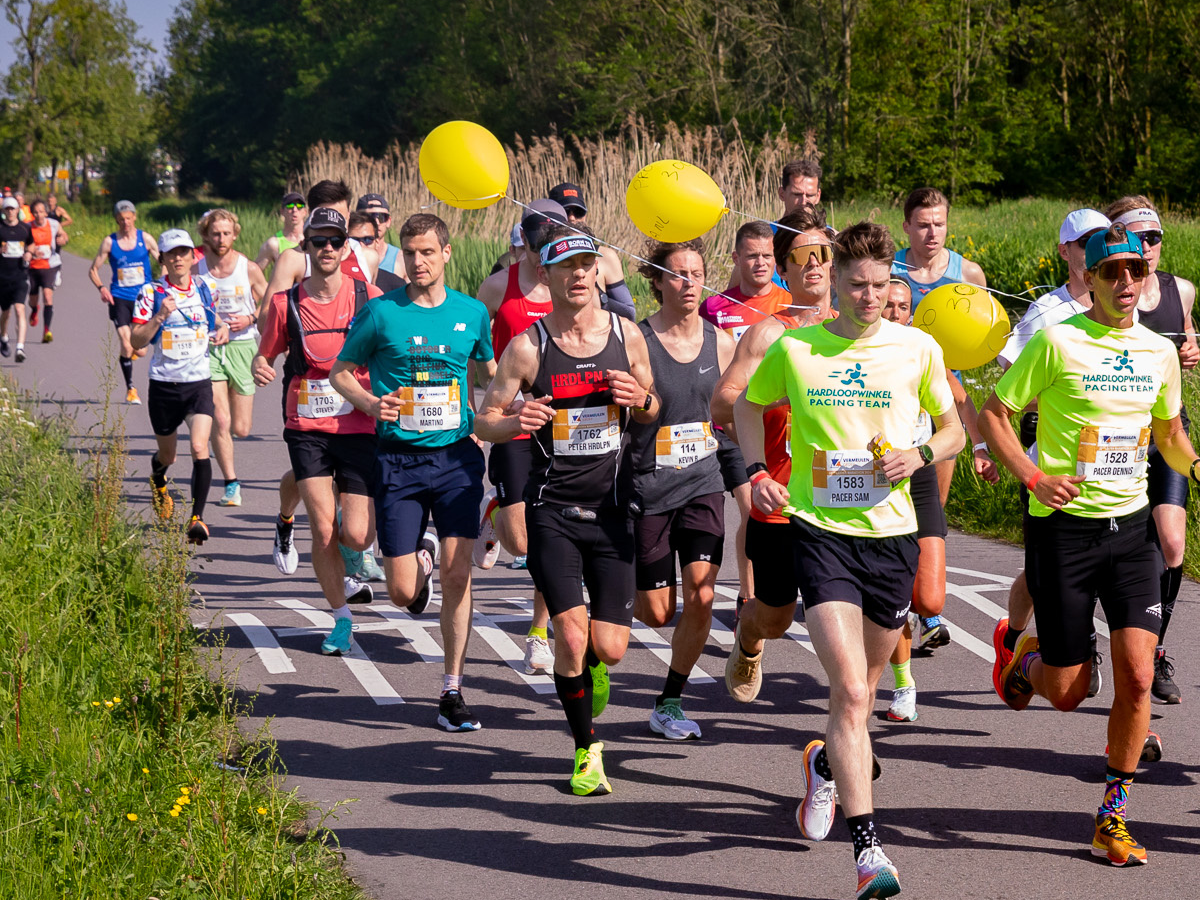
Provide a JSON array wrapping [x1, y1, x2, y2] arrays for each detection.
[[1159, 565, 1182, 643], [150, 453, 168, 489], [657, 667, 689, 706], [1003, 624, 1024, 653], [43, 305, 53, 329], [846, 814, 881, 860], [585, 647, 601, 670], [813, 745, 834, 781], [554, 671, 594, 750], [119, 356, 134, 390], [191, 458, 212, 519], [225, 478, 239, 489]]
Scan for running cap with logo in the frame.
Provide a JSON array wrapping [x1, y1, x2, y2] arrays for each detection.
[[521, 198, 568, 235], [1085, 225, 1145, 270], [540, 233, 600, 265], [114, 200, 136, 215], [548, 183, 587, 214], [1, 197, 17, 210], [1059, 208, 1110, 244], [510, 223, 524, 247], [304, 207, 348, 236], [1113, 207, 1162, 230], [356, 193, 390, 213], [158, 228, 195, 253], [281, 191, 304, 206]]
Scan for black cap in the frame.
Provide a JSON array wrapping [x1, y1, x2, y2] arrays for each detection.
[[356, 193, 390, 213], [281, 191, 304, 206], [548, 183, 587, 214], [304, 207, 348, 236]]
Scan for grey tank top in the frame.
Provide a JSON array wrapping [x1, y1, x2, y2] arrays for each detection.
[[629, 318, 726, 515]]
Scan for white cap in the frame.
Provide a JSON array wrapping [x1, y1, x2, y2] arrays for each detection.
[[1, 197, 17, 210], [158, 228, 195, 253], [510, 223, 524, 247], [1113, 207, 1161, 230], [1059, 209, 1110, 244]]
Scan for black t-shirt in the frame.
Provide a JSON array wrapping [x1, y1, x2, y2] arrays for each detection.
[[0, 222, 33, 280], [47, 210, 63, 222]]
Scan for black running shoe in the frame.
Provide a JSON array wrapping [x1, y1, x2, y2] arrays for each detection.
[[0, 337, 9, 357], [1152, 653, 1180, 704], [1088, 638, 1103, 699], [437, 690, 481, 732], [408, 533, 438, 616]]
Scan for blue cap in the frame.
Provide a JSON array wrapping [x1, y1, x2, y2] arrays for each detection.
[[1085, 227, 1144, 270]]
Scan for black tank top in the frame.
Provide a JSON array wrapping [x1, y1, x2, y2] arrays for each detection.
[[629, 319, 725, 515], [1141, 271, 1191, 432], [525, 312, 632, 508]]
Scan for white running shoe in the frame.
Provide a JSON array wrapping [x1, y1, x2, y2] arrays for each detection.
[[343, 576, 373, 604], [649, 698, 702, 740], [796, 739, 837, 841], [272, 517, 299, 575], [855, 845, 901, 899], [524, 633, 554, 674], [473, 489, 501, 569], [887, 686, 918, 722]]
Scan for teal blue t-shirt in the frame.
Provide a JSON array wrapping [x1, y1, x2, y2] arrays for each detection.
[[338, 286, 493, 447]]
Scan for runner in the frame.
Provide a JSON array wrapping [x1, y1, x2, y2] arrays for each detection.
[[14, 191, 31, 223], [978, 222, 1197, 866], [700, 220, 792, 341], [778, 160, 822, 215], [88, 200, 159, 404], [330, 213, 494, 732], [475, 224, 659, 795], [26, 198, 67, 342], [195, 208, 268, 508], [630, 238, 735, 740], [254, 192, 306, 278], [489, 224, 524, 276], [1103, 196, 1195, 705], [253, 207, 383, 654], [475, 200, 563, 676], [130, 229, 229, 544], [45, 193, 73, 227], [0, 197, 33, 361], [347, 211, 404, 292], [733, 221, 962, 897], [993, 209, 1112, 702], [711, 206, 836, 632], [548, 183, 636, 319], [356, 194, 407, 281]]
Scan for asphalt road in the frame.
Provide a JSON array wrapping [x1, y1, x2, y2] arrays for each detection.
[[7, 254, 1198, 900]]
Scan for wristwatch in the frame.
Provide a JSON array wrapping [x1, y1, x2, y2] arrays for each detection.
[[639, 391, 653, 412], [746, 462, 768, 479], [973, 441, 989, 454], [918, 444, 935, 467]]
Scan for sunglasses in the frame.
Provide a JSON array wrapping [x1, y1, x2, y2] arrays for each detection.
[[353, 234, 376, 246], [1093, 258, 1150, 281], [284, 202, 306, 210], [787, 243, 832, 266], [307, 235, 347, 249], [1136, 229, 1163, 247], [367, 212, 389, 224]]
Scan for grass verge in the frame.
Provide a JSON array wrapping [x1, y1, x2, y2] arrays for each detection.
[[0, 376, 363, 900]]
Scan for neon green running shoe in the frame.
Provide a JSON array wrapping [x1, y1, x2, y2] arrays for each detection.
[[570, 742, 611, 796], [590, 660, 610, 718]]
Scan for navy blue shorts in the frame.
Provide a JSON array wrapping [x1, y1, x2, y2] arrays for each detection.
[[373, 437, 486, 558]]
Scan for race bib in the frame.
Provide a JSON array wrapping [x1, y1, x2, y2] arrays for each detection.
[[2, 241, 23, 259], [297, 378, 352, 419], [215, 285, 248, 315], [730, 324, 751, 342], [811, 449, 891, 508], [655, 421, 718, 469], [553, 404, 622, 455], [160, 325, 207, 360], [1076, 425, 1150, 481], [33, 244, 51, 260], [117, 265, 144, 287], [396, 383, 461, 432]]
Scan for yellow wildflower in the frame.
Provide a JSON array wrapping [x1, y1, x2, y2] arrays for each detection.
[[257, 807, 268, 815], [180, 787, 190, 795], [126, 813, 138, 822], [170, 807, 181, 817], [92, 702, 100, 707], [142, 768, 149, 774], [113, 697, 122, 704], [104, 701, 113, 708]]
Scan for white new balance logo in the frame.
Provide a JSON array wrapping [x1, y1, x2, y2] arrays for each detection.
[[453, 322, 466, 331]]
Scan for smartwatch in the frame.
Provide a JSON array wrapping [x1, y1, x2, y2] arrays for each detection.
[[746, 462, 768, 479], [639, 391, 653, 413], [918, 444, 935, 467]]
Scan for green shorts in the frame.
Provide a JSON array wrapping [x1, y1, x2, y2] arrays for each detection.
[[209, 339, 257, 395]]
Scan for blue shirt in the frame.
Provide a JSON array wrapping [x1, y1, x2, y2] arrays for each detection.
[[338, 286, 493, 447], [891, 248, 965, 310]]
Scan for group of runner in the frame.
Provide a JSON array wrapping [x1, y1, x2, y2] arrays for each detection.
[[0, 187, 71, 359], [79, 165, 1195, 899]]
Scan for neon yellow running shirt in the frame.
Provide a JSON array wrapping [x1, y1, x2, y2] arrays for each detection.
[[746, 318, 954, 537], [995, 313, 1181, 519]]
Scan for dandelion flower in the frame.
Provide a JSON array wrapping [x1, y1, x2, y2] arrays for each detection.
[[257, 807, 268, 815], [180, 787, 190, 795], [92, 702, 101, 707], [113, 697, 122, 704], [104, 701, 113, 708], [126, 813, 138, 822], [170, 808, 180, 817], [142, 768, 149, 774]]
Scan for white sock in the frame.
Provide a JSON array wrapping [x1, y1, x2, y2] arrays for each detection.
[[442, 674, 462, 695], [331, 605, 352, 620]]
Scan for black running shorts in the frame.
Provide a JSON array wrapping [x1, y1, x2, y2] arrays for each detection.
[[108, 297, 135, 328], [0, 277, 28, 311], [791, 516, 918, 630], [284, 429, 377, 497], [487, 437, 533, 508], [747, 517, 799, 608], [1025, 506, 1163, 667], [147, 379, 214, 436], [1147, 445, 1189, 510], [717, 433, 748, 492], [634, 492, 725, 591], [526, 503, 635, 626], [28, 267, 57, 292]]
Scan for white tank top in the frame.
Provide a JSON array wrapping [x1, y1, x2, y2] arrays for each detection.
[[199, 253, 258, 341]]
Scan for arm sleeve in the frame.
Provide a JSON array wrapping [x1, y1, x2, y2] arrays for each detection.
[[337, 304, 377, 366], [600, 280, 636, 320], [994, 329, 1058, 413], [745, 338, 789, 406], [256, 293, 288, 359]]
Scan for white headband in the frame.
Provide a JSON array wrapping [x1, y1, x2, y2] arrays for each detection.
[[1113, 208, 1161, 229]]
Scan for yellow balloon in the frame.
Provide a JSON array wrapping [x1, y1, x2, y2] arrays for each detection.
[[912, 282, 1010, 370], [626, 160, 728, 242], [419, 121, 509, 210]]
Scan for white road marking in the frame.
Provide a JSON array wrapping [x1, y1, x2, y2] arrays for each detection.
[[227, 613, 295, 674], [471, 612, 556, 694]]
